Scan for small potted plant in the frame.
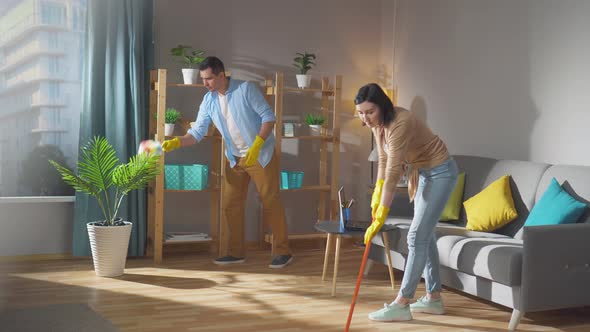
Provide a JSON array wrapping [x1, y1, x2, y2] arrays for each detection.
[[170, 44, 206, 84], [164, 107, 181, 136], [153, 108, 182, 136], [293, 52, 316, 88], [50, 136, 161, 277], [304, 113, 325, 135]]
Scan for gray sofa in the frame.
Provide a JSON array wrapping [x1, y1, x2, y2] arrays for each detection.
[[368, 155, 590, 331]]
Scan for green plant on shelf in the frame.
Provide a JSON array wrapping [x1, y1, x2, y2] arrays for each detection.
[[170, 44, 206, 68], [153, 107, 182, 124], [293, 52, 316, 75], [304, 113, 325, 126]]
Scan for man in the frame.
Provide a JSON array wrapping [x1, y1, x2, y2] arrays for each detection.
[[162, 56, 293, 268]]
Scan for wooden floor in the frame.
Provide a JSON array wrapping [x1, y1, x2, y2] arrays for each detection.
[[1, 247, 589, 332]]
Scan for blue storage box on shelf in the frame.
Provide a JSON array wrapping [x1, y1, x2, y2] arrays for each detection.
[[182, 164, 208, 190], [280, 170, 304, 189], [164, 165, 181, 190], [165, 164, 208, 190]]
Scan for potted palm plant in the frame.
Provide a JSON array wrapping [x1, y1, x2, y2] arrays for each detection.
[[293, 52, 316, 88], [50, 136, 161, 277], [170, 44, 206, 84], [304, 113, 326, 135]]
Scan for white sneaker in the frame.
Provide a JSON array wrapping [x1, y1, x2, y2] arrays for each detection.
[[410, 296, 446, 315], [368, 302, 413, 322]]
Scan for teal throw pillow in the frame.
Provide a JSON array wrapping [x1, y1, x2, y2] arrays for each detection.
[[524, 178, 587, 227]]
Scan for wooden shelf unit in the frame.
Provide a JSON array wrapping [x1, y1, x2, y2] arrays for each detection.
[[147, 69, 223, 264], [263, 72, 342, 245]]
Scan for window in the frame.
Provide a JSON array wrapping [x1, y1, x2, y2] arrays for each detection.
[[47, 32, 58, 49], [48, 82, 60, 99], [50, 108, 61, 126], [41, 2, 66, 26], [72, 6, 85, 31], [48, 57, 59, 74], [0, 0, 86, 197]]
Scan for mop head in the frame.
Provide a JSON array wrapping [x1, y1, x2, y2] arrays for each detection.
[[138, 140, 162, 156]]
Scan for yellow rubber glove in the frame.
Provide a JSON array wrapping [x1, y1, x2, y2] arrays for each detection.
[[243, 135, 264, 166], [371, 179, 385, 218], [364, 205, 390, 244], [162, 137, 181, 152]]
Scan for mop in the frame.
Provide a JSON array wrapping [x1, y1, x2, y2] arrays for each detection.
[[344, 238, 372, 331]]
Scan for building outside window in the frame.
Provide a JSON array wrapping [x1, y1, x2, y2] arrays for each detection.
[[48, 57, 58, 74], [41, 2, 66, 26], [47, 31, 58, 49], [0, 0, 86, 196]]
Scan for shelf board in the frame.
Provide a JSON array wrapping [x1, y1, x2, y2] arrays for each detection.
[[282, 135, 333, 140], [164, 238, 212, 245], [167, 83, 206, 88], [165, 187, 220, 193], [264, 233, 327, 243], [283, 86, 334, 95], [281, 185, 331, 192]]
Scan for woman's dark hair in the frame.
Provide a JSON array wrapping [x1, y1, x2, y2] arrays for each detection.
[[199, 56, 225, 75], [354, 83, 395, 126]]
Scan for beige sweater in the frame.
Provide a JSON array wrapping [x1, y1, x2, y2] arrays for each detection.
[[373, 107, 449, 201]]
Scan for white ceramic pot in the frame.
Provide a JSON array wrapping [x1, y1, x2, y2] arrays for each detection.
[[296, 74, 312, 89], [164, 123, 175, 136], [309, 124, 322, 136], [182, 68, 198, 84], [87, 221, 132, 277]]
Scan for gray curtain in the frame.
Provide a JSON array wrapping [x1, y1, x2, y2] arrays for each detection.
[[72, 0, 154, 256]]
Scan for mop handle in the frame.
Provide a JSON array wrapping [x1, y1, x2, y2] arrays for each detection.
[[345, 241, 372, 332]]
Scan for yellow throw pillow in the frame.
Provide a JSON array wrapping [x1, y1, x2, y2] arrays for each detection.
[[463, 175, 518, 231], [440, 172, 466, 221]]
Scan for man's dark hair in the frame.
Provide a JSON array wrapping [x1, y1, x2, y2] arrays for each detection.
[[354, 83, 395, 126], [199, 56, 226, 75]]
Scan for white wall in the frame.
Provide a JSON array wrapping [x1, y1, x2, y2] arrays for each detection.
[[393, 0, 590, 166], [0, 198, 73, 256], [155, 0, 391, 240]]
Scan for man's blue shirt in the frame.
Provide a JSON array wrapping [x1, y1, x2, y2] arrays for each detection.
[[188, 79, 276, 168]]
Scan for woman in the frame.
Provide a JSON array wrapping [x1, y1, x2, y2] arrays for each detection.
[[355, 83, 458, 322]]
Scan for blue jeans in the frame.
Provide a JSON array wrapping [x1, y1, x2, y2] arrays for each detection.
[[399, 158, 458, 299]]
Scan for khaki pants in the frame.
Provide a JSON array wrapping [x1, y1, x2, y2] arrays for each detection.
[[220, 152, 290, 257]]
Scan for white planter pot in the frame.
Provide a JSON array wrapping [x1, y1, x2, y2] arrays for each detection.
[[182, 68, 198, 84], [309, 124, 322, 136], [164, 123, 175, 136], [87, 221, 132, 277], [296, 74, 312, 89]]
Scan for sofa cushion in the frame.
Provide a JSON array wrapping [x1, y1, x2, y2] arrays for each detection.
[[383, 217, 513, 253], [452, 155, 499, 228], [382, 217, 517, 277], [524, 178, 587, 227], [512, 164, 590, 239], [440, 172, 465, 221], [449, 237, 523, 286], [453, 155, 550, 237], [536, 165, 590, 224], [380, 217, 521, 285], [463, 175, 518, 232]]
